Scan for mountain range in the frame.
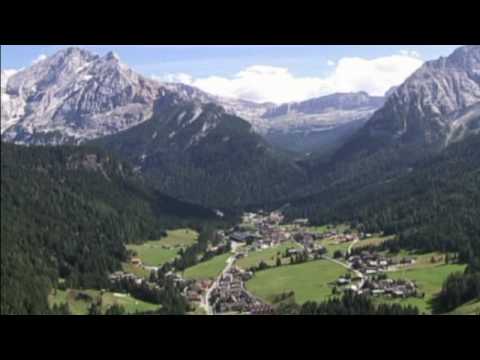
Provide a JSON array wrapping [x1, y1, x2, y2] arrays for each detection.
[[2, 44, 480, 315], [1, 45, 480, 209], [261, 91, 385, 154]]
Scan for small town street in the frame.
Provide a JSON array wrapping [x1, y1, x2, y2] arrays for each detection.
[[201, 254, 236, 315]]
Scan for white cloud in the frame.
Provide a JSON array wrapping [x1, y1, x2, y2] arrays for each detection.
[[1, 69, 18, 90], [155, 54, 424, 104], [32, 54, 47, 64], [159, 72, 194, 85], [399, 49, 421, 58], [327, 59, 336, 66]]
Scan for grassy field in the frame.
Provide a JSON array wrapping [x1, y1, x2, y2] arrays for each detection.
[[182, 253, 231, 280], [126, 228, 198, 267], [378, 263, 467, 314], [127, 242, 179, 267], [48, 289, 161, 315], [447, 299, 480, 315], [237, 241, 302, 269], [122, 262, 151, 279], [353, 235, 394, 249], [246, 259, 348, 304], [158, 228, 198, 247]]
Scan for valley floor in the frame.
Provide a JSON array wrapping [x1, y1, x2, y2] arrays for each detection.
[[48, 288, 161, 315], [49, 213, 475, 315]]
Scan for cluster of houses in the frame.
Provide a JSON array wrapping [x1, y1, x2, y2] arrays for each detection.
[[109, 271, 145, 286], [209, 266, 273, 314], [362, 277, 418, 298], [184, 279, 213, 303], [227, 211, 293, 250], [108, 270, 166, 295], [336, 274, 418, 299], [347, 250, 416, 275], [293, 232, 326, 255], [242, 211, 284, 226], [336, 233, 359, 244], [332, 249, 420, 299]]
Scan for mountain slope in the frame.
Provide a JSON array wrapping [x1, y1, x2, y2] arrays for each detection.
[[0, 142, 216, 314], [1, 48, 163, 144], [335, 45, 480, 163], [91, 94, 307, 208], [286, 133, 480, 262], [0, 47, 274, 144], [288, 46, 480, 201]]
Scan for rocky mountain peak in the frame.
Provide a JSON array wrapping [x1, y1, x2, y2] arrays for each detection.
[[1, 47, 162, 144], [343, 45, 480, 155], [104, 51, 120, 62]]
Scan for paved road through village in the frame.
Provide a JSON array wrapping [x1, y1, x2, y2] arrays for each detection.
[[200, 253, 236, 315]]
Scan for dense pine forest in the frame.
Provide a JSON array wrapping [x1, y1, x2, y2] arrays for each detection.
[[286, 134, 480, 264], [91, 100, 308, 209], [276, 292, 420, 315], [0, 142, 218, 314]]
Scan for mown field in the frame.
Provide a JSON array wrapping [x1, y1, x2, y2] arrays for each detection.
[[48, 289, 161, 315], [158, 228, 199, 247], [121, 262, 151, 279], [353, 235, 395, 249], [377, 263, 467, 314], [182, 253, 231, 280], [237, 241, 302, 269], [246, 259, 348, 304], [126, 228, 198, 267]]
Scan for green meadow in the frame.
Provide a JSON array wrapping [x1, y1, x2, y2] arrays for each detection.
[[377, 263, 467, 314], [353, 235, 395, 249], [237, 241, 302, 269], [246, 259, 347, 304], [182, 253, 231, 280], [48, 289, 161, 315], [126, 228, 198, 267]]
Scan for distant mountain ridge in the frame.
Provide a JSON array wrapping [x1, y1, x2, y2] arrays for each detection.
[[1, 47, 384, 148], [261, 92, 385, 154], [262, 91, 385, 118]]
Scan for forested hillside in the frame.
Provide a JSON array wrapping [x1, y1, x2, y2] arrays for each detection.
[[0, 143, 216, 314], [92, 97, 307, 208], [286, 134, 480, 263]]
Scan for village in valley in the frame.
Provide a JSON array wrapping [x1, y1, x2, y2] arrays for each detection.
[[200, 210, 426, 314], [54, 209, 466, 315]]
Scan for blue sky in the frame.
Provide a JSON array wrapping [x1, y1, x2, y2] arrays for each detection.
[[1, 45, 461, 103]]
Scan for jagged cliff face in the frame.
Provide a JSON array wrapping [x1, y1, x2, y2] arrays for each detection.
[[0, 47, 385, 148], [365, 45, 480, 147], [1, 48, 163, 144], [2, 45, 478, 153], [0, 48, 275, 145]]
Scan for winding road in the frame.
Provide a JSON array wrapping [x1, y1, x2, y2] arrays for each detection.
[[200, 254, 236, 315], [322, 254, 365, 289]]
